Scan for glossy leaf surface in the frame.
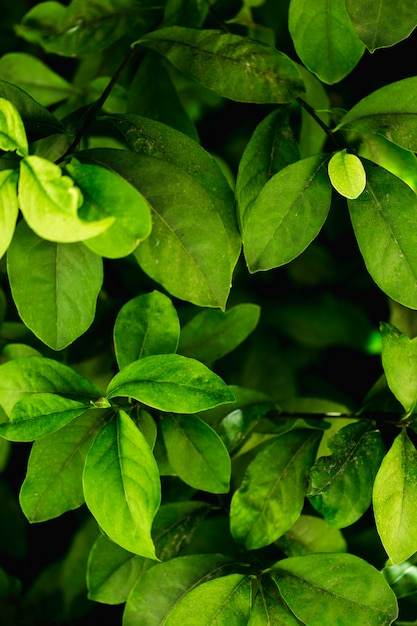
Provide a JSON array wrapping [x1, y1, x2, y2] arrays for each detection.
[[0, 96, 28, 156], [380, 322, 417, 415], [0, 169, 18, 259]]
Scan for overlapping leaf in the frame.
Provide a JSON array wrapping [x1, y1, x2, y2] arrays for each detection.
[[380, 322, 417, 415], [0, 169, 18, 259], [0, 96, 28, 156]]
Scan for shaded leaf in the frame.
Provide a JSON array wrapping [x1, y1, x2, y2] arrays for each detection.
[[276, 515, 347, 557], [249, 576, 300, 625], [380, 322, 417, 415], [163, 0, 210, 28]]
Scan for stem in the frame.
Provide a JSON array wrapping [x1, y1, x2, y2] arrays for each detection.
[[296, 97, 344, 150], [56, 44, 140, 164]]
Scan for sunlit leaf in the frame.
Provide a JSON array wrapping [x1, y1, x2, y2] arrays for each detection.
[[328, 150, 366, 199], [0, 96, 28, 156], [0, 169, 18, 259]]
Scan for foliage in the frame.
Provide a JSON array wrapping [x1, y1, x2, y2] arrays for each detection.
[[1, 1, 417, 624]]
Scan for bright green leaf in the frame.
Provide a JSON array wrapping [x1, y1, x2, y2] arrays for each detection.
[[106, 354, 235, 413], [373, 428, 417, 565], [137, 26, 305, 103], [0, 169, 18, 259], [288, 0, 365, 84], [7, 220, 104, 350], [19, 156, 113, 243], [242, 154, 332, 272], [113, 291, 180, 370], [178, 304, 260, 364], [0, 96, 28, 156], [272, 553, 398, 625], [382, 559, 417, 599], [380, 322, 417, 415], [346, 0, 417, 52], [83, 410, 161, 558], [161, 413, 231, 493], [230, 428, 322, 550], [249, 576, 300, 625], [307, 421, 385, 528], [328, 150, 366, 199], [348, 162, 417, 310]]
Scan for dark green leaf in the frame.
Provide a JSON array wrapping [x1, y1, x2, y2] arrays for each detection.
[[230, 428, 322, 550], [7, 220, 104, 350], [83, 410, 161, 558], [106, 353, 235, 413], [161, 413, 231, 493], [137, 26, 305, 103], [276, 515, 347, 557], [272, 553, 398, 625], [382, 560, 417, 599], [113, 291, 180, 370], [307, 421, 385, 528], [163, 0, 210, 28], [380, 322, 417, 415], [249, 576, 300, 625]]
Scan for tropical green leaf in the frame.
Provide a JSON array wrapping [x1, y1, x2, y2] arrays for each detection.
[[106, 354, 235, 413], [19, 409, 104, 522], [0, 169, 18, 259], [346, 0, 417, 52], [178, 304, 260, 364], [161, 413, 231, 493], [83, 410, 161, 558], [307, 421, 385, 528], [348, 162, 417, 310], [288, 0, 365, 84], [380, 322, 417, 415], [328, 150, 366, 199], [0, 96, 28, 156], [373, 428, 417, 565], [137, 26, 305, 103], [113, 291, 180, 370], [272, 553, 398, 625], [230, 428, 322, 550], [7, 220, 104, 350], [242, 154, 332, 272]]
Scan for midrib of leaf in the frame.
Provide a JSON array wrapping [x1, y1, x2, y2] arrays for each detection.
[[210, 576, 248, 622]]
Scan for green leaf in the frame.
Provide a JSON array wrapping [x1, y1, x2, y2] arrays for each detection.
[[137, 26, 305, 103], [380, 322, 417, 415], [382, 560, 417, 599], [230, 428, 322, 550], [123, 554, 237, 626], [0, 393, 92, 442], [19, 156, 113, 243], [0, 355, 102, 417], [106, 353, 235, 413], [336, 77, 417, 152], [19, 409, 103, 522], [346, 0, 417, 52], [0, 96, 28, 156], [113, 291, 180, 370], [0, 53, 78, 107], [276, 515, 347, 557], [328, 150, 366, 199], [373, 428, 417, 565], [272, 553, 398, 625], [307, 421, 385, 528], [7, 220, 104, 350], [249, 576, 300, 625], [66, 159, 152, 258], [288, 0, 365, 84], [164, 573, 252, 625], [242, 154, 332, 272], [347, 162, 417, 310], [83, 410, 161, 558], [297, 65, 331, 158], [161, 413, 231, 493], [163, 0, 210, 28], [178, 304, 261, 364], [0, 169, 18, 259], [76, 148, 234, 309], [235, 107, 300, 225]]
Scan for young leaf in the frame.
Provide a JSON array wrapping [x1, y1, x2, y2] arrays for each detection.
[[7, 221, 104, 350], [346, 0, 417, 52], [336, 77, 417, 152], [288, 0, 365, 84], [272, 553, 398, 625], [123, 554, 237, 626], [0, 169, 18, 259], [19, 409, 104, 522], [307, 421, 385, 528], [161, 413, 231, 493], [137, 26, 305, 103], [230, 428, 322, 550], [348, 162, 417, 310], [163, 573, 252, 626], [18, 156, 113, 243], [113, 291, 180, 370], [178, 303, 261, 364], [83, 410, 161, 559], [0, 96, 28, 156], [66, 159, 152, 258], [106, 354, 235, 413], [328, 150, 366, 199], [380, 322, 417, 415], [373, 428, 417, 565], [242, 154, 332, 272]]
